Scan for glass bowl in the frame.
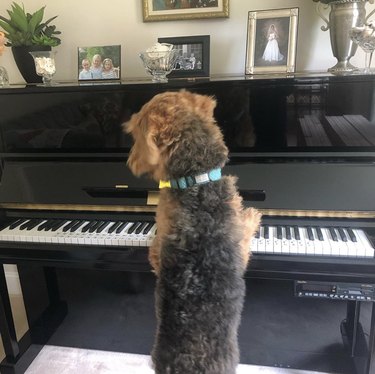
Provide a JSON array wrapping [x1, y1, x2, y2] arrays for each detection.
[[139, 49, 179, 83]]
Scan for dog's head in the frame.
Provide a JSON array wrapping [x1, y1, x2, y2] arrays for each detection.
[[125, 90, 228, 181]]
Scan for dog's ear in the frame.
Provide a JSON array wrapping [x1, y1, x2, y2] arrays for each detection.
[[145, 128, 161, 166], [194, 94, 217, 122]]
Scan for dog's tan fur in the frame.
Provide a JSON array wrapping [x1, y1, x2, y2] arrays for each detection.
[[126, 90, 261, 373]]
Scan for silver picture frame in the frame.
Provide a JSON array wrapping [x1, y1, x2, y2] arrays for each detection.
[[245, 8, 299, 75]]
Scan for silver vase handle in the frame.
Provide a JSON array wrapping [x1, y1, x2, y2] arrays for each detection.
[[315, 1, 330, 31], [365, 7, 375, 22]]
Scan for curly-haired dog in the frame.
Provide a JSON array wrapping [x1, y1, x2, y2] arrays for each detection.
[[126, 90, 261, 374]]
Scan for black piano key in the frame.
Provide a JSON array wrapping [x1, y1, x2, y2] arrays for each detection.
[[115, 222, 129, 234], [108, 221, 122, 234], [346, 228, 357, 242], [51, 220, 69, 232], [19, 220, 32, 230], [37, 220, 51, 231], [44, 220, 60, 231], [89, 221, 103, 233], [96, 221, 111, 233], [306, 227, 314, 241], [263, 225, 269, 239], [143, 222, 154, 235], [285, 226, 292, 240], [337, 227, 348, 242], [70, 220, 85, 232], [135, 222, 148, 235], [276, 226, 282, 240], [293, 226, 300, 240], [255, 228, 260, 239], [10, 218, 28, 230], [81, 221, 95, 233], [40, 220, 58, 231], [329, 227, 338, 241], [0, 220, 13, 231], [63, 220, 78, 232], [128, 222, 141, 234], [315, 227, 324, 241], [26, 219, 44, 231]]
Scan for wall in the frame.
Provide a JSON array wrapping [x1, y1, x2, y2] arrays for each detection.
[[0, 1, 375, 82]]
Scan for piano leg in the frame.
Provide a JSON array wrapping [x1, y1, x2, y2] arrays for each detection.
[[17, 265, 67, 344], [0, 265, 37, 374], [341, 300, 375, 374], [0, 265, 19, 359]]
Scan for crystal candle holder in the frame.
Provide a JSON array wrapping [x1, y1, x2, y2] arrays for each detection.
[[0, 66, 9, 87], [139, 49, 179, 83], [350, 24, 375, 74], [29, 51, 57, 85]]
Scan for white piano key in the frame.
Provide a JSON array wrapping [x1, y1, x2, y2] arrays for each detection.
[[272, 226, 282, 254], [281, 227, 290, 254], [257, 226, 266, 253], [146, 224, 157, 246], [264, 226, 274, 253], [355, 229, 374, 257], [288, 227, 299, 254], [312, 227, 324, 256], [250, 237, 258, 252], [296, 227, 306, 255], [320, 228, 332, 256]]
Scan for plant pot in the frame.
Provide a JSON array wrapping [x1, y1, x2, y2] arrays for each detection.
[[11, 45, 51, 83]]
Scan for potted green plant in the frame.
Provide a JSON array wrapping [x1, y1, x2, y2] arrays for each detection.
[[0, 2, 61, 83]]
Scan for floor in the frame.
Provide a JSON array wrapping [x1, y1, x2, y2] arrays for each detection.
[[2, 268, 371, 373], [24, 346, 330, 374]]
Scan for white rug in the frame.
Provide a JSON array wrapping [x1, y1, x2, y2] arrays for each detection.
[[25, 345, 331, 374]]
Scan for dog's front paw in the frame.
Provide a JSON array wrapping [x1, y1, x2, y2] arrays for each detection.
[[240, 208, 262, 269], [244, 207, 262, 239]]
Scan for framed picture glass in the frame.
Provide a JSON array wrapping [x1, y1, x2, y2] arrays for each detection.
[[143, 0, 229, 21], [78, 45, 121, 81], [158, 35, 210, 78], [245, 8, 299, 75]]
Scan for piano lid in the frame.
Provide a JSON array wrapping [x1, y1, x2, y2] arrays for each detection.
[[0, 74, 375, 158]]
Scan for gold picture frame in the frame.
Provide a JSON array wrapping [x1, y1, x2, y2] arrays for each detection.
[[142, 0, 229, 22], [245, 8, 299, 75]]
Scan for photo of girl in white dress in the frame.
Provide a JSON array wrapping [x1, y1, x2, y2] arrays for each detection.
[[253, 17, 290, 68], [262, 24, 284, 62]]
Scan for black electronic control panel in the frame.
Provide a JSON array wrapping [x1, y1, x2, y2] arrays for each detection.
[[295, 281, 375, 302]]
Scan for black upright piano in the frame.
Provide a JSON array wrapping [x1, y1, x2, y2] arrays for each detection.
[[0, 73, 375, 374]]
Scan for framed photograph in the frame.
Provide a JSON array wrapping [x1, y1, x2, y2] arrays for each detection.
[[78, 45, 121, 81], [143, 0, 229, 22], [158, 35, 210, 78], [245, 8, 299, 75]]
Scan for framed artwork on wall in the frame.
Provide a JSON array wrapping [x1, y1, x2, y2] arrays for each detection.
[[158, 35, 210, 78], [245, 8, 299, 75], [143, 0, 229, 22], [78, 45, 121, 81]]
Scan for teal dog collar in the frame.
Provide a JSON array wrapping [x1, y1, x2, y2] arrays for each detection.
[[169, 168, 222, 190]]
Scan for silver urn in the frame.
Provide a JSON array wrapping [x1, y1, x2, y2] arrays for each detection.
[[314, 0, 375, 73]]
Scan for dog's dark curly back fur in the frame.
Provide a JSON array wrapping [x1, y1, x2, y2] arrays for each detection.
[[153, 178, 245, 374]]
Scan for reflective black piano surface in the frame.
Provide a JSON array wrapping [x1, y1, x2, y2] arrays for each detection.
[[0, 74, 375, 282], [1, 73, 375, 373]]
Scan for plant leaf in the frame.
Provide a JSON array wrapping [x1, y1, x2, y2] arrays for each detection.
[[28, 7, 44, 34]]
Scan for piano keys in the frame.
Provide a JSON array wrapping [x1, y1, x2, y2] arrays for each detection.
[[0, 217, 373, 259]]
